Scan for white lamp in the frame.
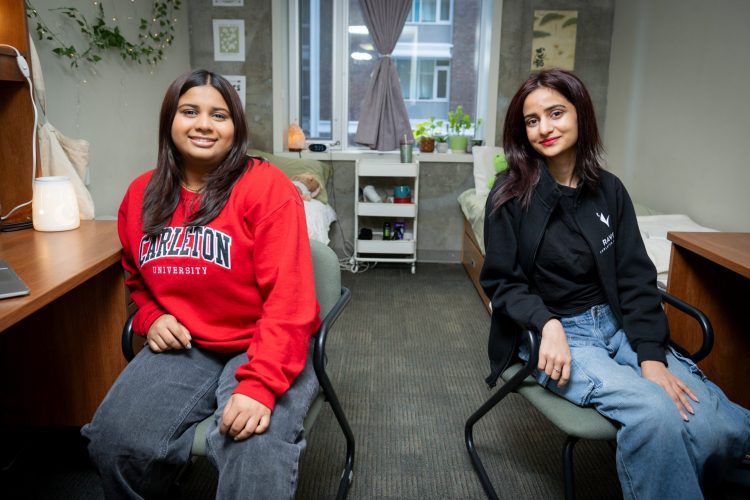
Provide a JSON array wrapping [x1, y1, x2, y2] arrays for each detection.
[[32, 176, 80, 232]]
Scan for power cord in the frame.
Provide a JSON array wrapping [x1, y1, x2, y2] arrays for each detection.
[[0, 44, 38, 223], [323, 154, 373, 274]]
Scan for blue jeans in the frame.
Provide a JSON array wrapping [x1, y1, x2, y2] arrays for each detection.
[[519, 303, 750, 499], [81, 344, 319, 500]]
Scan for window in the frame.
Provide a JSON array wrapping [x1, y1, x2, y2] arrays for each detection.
[[398, 59, 450, 102], [409, 0, 452, 23], [286, 0, 493, 151]]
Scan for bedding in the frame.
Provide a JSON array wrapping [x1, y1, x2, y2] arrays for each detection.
[[249, 149, 337, 245], [458, 188, 488, 254], [636, 214, 716, 285]]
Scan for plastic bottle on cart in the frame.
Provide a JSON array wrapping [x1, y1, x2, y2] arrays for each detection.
[[383, 222, 392, 240]]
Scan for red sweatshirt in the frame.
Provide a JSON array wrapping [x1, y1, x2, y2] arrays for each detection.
[[118, 158, 321, 410]]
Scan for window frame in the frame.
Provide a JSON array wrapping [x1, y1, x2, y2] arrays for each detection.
[[274, 0, 501, 154], [409, 0, 453, 24]]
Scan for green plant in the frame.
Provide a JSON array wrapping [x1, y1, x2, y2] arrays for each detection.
[[447, 105, 482, 137], [413, 117, 444, 140], [26, 0, 182, 68], [433, 133, 447, 143]]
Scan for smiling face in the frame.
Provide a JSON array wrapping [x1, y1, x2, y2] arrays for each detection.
[[171, 84, 235, 174], [523, 86, 578, 171]]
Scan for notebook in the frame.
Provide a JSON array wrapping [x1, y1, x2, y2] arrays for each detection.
[[0, 260, 30, 299]]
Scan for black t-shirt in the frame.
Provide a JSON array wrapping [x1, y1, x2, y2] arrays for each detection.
[[531, 184, 606, 316]]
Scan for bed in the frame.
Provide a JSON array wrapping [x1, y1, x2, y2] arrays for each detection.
[[249, 149, 338, 245], [458, 147, 717, 313]]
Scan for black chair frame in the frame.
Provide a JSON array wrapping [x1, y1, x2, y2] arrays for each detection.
[[465, 290, 714, 500]]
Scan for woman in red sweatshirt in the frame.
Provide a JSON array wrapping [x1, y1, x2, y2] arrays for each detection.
[[82, 69, 321, 499]]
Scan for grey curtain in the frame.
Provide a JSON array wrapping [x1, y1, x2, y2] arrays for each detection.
[[354, 0, 414, 151]]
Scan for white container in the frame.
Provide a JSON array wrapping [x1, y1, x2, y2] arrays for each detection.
[[32, 176, 80, 232]]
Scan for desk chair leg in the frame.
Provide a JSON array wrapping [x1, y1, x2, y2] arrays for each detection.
[[315, 358, 355, 500], [465, 363, 535, 500], [562, 436, 578, 500]]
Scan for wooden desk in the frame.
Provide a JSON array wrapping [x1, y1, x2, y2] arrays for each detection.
[[0, 220, 127, 426], [665, 232, 750, 409]]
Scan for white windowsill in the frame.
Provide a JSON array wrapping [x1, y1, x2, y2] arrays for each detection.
[[273, 149, 474, 163]]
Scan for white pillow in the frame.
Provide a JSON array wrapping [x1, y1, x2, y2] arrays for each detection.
[[472, 146, 503, 197]]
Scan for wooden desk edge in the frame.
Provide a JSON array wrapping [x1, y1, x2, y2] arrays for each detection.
[[667, 232, 750, 280], [0, 251, 122, 332], [0, 221, 124, 332]]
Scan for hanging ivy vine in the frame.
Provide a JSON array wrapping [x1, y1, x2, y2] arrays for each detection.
[[26, 0, 182, 68]]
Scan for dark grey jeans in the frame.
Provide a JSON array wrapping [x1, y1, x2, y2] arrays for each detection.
[[81, 344, 319, 499]]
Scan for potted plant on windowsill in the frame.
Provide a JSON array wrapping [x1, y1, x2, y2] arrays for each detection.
[[413, 117, 444, 153], [447, 105, 482, 153], [434, 134, 449, 153]]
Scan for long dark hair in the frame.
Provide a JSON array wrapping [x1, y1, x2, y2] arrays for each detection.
[[142, 69, 255, 236], [491, 68, 603, 210]]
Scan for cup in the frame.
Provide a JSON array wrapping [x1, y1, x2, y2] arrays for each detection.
[[393, 185, 411, 198], [400, 143, 412, 163], [32, 176, 80, 232]]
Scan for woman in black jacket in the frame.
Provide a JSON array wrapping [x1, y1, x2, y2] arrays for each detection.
[[480, 68, 749, 499]]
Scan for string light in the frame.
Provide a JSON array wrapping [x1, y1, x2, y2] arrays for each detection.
[[28, 0, 180, 67]]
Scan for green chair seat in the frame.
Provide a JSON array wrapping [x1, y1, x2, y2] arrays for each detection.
[[501, 363, 617, 441]]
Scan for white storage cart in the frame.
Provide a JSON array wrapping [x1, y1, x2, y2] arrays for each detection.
[[353, 159, 419, 273]]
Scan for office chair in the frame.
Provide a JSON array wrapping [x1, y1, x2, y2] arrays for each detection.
[[465, 290, 715, 500], [122, 240, 355, 499]]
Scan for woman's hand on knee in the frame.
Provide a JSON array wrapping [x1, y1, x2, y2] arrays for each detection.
[[147, 314, 192, 352], [539, 318, 572, 386], [641, 360, 699, 421], [220, 394, 272, 441]]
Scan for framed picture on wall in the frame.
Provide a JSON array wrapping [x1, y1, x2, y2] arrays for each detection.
[[213, 0, 244, 6], [531, 10, 578, 70], [224, 75, 246, 108], [213, 19, 245, 62]]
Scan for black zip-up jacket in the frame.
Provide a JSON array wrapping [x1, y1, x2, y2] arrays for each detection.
[[480, 165, 668, 387]]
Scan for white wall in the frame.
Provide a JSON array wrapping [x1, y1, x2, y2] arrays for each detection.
[[31, 0, 190, 218], [605, 0, 750, 231]]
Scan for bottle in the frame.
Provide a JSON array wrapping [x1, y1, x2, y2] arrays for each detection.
[[383, 222, 392, 240], [393, 221, 405, 240]]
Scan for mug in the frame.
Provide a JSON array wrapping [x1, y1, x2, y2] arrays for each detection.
[[393, 185, 411, 198]]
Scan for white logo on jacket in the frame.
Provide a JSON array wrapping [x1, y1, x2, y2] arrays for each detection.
[[600, 232, 614, 254], [596, 212, 610, 227]]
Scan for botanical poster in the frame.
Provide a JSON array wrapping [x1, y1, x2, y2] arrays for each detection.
[[530, 10, 578, 70], [213, 19, 245, 62]]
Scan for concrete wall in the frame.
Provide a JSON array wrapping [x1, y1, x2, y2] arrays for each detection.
[[186, 0, 274, 153], [495, 0, 615, 144], [30, 0, 191, 218], [604, 0, 750, 230]]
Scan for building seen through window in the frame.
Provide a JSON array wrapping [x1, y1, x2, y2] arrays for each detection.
[[296, 0, 482, 148]]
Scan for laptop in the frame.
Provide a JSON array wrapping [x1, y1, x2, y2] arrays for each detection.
[[0, 260, 30, 299]]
